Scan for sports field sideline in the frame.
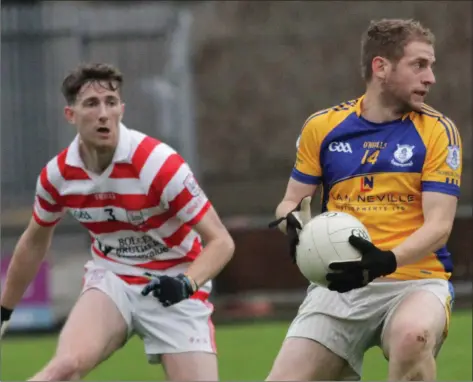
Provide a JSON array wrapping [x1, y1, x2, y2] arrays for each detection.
[[1, 309, 471, 380]]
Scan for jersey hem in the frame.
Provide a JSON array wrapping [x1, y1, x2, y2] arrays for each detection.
[[385, 271, 451, 282]]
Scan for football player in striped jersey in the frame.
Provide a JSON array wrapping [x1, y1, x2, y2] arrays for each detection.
[[1, 63, 234, 381]]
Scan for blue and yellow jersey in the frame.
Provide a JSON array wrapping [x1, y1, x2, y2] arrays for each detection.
[[293, 95, 462, 281]]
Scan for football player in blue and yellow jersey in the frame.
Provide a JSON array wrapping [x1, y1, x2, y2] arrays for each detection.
[[267, 19, 462, 382]]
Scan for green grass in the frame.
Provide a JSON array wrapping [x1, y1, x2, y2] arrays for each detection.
[[1, 310, 471, 380]]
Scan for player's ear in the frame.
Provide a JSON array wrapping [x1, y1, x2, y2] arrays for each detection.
[[64, 106, 75, 125], [372, 56, 388, 80]]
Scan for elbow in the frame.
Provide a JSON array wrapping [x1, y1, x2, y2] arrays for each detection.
[[439, 230, 451, 247], [224, 233, 236, 261], [440, 222, 453, 242], [431, 222, 453, 249], [217, 233, 235, 264], [200, 224, 235, 265]]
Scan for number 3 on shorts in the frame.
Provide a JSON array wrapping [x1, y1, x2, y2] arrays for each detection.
[[105, 208, 117, 222]]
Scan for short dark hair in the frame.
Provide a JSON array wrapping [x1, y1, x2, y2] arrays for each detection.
[[360, 19, 435, 81], [61, 63, 123, 104]]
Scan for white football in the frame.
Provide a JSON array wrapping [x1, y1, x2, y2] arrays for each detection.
[[295, 211, 371, 287]]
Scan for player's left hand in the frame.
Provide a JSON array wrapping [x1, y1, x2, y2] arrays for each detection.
[[268, 196, 312, 263], [141, 274, 198, 307], [325, 235, 397, 293]]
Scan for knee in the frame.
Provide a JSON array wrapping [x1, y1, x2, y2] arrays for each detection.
[[388, 324, 437, 362]]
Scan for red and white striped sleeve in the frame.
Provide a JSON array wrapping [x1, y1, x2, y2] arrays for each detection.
[[165, 161, 211, 225], [146, 146, 211, 226], [32, 159, 65, 227]]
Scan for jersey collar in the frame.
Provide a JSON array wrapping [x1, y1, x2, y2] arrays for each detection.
[[65, 122, 132, 168], [354, 95, 364, 117], [354, 94, 412, 121]]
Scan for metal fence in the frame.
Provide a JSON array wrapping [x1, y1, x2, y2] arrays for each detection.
[[1, 1, 197, 229]]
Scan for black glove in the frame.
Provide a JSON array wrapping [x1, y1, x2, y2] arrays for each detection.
[[1, 306, 13, 337], [269, 196, 312, 263], [326, 235, 397, 293], [141, 274, 197, 307]]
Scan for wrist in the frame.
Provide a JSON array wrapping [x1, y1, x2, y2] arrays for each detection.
[[276, 201, 297, 220], [182, 274, 198, 293], [1, 306, 14, 322], [390, 247, 405, 267], [384, 250, 398, 273], [275, 201, 299, 232]]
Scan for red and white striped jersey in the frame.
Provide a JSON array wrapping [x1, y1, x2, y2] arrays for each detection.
[[33, 124, 212, 289]]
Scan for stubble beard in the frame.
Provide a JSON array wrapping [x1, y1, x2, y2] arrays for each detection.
[[380, 78, 417, 116]]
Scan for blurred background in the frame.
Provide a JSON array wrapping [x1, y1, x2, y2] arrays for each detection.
[[1, 1, 471, 380]]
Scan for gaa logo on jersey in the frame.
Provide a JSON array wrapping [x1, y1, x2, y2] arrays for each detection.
[[71, 209, 92, 221], [446, 145, 460, 170], [184, 174, 201, 197], [328, 141, 352, 153]]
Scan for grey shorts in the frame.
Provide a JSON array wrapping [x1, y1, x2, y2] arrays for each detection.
[[286, 278, 454, 379]]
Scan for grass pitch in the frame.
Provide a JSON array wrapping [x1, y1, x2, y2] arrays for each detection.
[[1, 310, 471, 380]]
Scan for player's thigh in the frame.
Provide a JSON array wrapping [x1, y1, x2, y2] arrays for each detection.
[[55, 267, 132, 372], [381, 280, 452, 359], [267, 285, 378, 380], [135, 295, 217, 369], [162, 352, 218, 381], [267, 337, 348, 381]]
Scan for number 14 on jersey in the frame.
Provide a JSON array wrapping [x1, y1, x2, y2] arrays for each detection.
[[361, 149, 380, 165]]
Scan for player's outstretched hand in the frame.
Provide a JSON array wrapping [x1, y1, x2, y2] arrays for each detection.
[[268, 196, 312, 263], [325, 235, 397, 293], [141, 274, 197, 307]]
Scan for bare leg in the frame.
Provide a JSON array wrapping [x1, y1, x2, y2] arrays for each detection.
[[382, 290, 448, 381], [29, 289, 128, 381], [162, 352, 218, 381], [266, 337, 348, 381]]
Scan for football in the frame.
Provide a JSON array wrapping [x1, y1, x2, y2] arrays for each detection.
[[295, 211, 371, 286]]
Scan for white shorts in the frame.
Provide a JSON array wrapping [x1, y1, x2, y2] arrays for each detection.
[[81, 262, 216, 364], [286, 278, 454, 379]]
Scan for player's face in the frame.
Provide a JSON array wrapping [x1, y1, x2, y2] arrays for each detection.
[[64, 81, 124, 150], [382, 41, 436, 113]]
